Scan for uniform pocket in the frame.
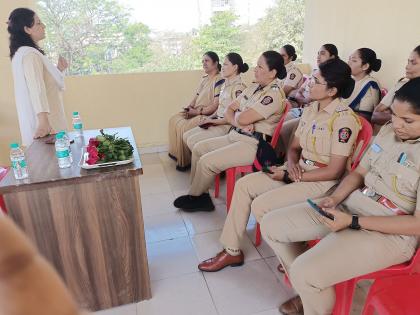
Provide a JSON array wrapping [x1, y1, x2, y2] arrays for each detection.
[[389, 161, 419, 198]]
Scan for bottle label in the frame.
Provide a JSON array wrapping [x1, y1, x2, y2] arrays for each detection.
[[73, 123, 83, 130], [12, 160, 27, 169], [56, 149, 70, 158]]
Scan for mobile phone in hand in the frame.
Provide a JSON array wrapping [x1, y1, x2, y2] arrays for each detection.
[[307, 199, 335, 220], [262, 165, 274, 174]]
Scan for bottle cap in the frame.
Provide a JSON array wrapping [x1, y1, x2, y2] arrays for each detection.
[[72, 111, 79, 116], [10, 143, 19, 149], [56, 133, 64, 139]]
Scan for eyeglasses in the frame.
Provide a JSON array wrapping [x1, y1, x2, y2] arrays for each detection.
[[309, 75, 327, 86]]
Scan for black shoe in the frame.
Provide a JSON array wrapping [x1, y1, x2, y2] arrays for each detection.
[[181, 193, 215, 212], [174, 194, 193, 208], [176, 164, 191, 172], [168, 153, 177, 161]]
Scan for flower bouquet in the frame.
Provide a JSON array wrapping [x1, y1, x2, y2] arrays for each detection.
[[81, 129, 134, 169]]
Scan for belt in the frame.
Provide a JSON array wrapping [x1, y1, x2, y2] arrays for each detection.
[[301, 157, 328, 168], [361, 186, 408, 215], [232, 127, 271, 142]]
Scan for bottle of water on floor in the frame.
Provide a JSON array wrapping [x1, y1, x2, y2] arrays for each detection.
[[10, 143, 29, 180], [60, 131, 73, 163], [55, 133, 72, 168], [72, 111, 83, 137]]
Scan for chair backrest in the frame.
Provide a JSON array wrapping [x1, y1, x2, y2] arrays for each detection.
[[409, 248, 420, 274], [381, 88, 388, 100], [351, 116, 373, 170], [270, 101, 291, 148]]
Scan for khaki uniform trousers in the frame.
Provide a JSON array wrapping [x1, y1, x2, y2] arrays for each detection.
[[168, 113, 203, 167], [220, 168, 337, 250], [189, 130, 258, 196], [183, 124, 231, 152], [276, 117, 300, 156], [260, 191, 418, 315]]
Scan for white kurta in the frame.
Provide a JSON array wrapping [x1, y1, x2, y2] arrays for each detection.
[[11, 46, 67, 146]]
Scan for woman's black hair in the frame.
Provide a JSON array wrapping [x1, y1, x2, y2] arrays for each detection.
[[282, 44, 297, 61], [204, 51, 221, 71], [226, 52, 249, 74], [394, 77, 420, 114], [357, 48, 382, 74], [321, 43, 339, 59], [262, 50, 287, 79], [319, 59, 355, 99], [7, 8, 44, 59], [414, 45, 420, 56]]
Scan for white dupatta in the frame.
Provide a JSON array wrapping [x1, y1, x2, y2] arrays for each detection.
[[11, 46, 65, 146]]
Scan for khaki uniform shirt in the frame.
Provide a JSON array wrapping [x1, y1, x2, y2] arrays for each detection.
[[381, 78, 409, 108], [344, 75, 381, 113], [216, 75, 247, 118], [236, 78, 286, 135], [295, 99, 361, 165], [281, 62, 304, 89], [359, 123, 420, 215], [194, 73, 224, 109], [22, 52, 67, 133]]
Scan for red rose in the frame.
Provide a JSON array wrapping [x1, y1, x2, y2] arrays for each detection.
[[86, 155, 99, 165], [89, 138, 100, 147]]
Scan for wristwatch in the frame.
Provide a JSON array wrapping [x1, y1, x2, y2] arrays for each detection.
[[349, 214, 361, 230]]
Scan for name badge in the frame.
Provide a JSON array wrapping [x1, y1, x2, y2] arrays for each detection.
[[371, 143, 382, 153]]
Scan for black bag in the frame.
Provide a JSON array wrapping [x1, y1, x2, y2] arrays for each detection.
[[255, 138, 283, 170]]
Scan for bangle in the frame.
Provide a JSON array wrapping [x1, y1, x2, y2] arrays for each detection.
[[283, 170, 293, 184]]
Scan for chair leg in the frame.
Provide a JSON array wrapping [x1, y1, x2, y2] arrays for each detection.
[[255, 223, 262, 246], [0, 195, 7, 214], [333, 279, 357, 315], [226, 168, 236, 211], [214, 175, 220, 198]]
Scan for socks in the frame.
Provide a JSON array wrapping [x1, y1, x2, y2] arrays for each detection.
[[225, 247, 241, 256]]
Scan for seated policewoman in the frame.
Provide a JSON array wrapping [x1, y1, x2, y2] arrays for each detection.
[[261, 77, 420, 315]]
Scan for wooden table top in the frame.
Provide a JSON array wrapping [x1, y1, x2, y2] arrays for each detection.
[[0, 127, 142, 193]]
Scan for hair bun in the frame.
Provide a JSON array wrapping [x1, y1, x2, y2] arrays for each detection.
[[292, 54, 297, 61], [278, 67, 287, 80], [371, 58, 382, 72], [342, 77, 355, 99], [241, 63, 249, 73]]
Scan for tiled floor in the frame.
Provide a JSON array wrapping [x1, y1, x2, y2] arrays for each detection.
[[94, 152, 368, 315]]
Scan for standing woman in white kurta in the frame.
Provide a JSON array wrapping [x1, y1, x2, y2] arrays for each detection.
[[8, 8, 68, 146]]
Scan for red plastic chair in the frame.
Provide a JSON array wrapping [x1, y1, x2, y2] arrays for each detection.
[[0, 167, 9, 214], [361, 274, 420, 315], [333, 248, 420, 315], [214, 101, 291, 208], [380, 88, 388, 100], [281, 247, 420, 315]]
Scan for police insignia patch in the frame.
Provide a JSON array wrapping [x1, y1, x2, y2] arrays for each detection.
[[290, 73, 296, 80], [261, 96, 273, 105], [235, 90, 242, 98], [338, 127, 352, 143]]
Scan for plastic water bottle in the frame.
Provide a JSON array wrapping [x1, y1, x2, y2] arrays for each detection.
[[72, 111, 83, 137], [10, 143, 29, 180], [59, 130, 73, 163], [55, 133, 72, 168]]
